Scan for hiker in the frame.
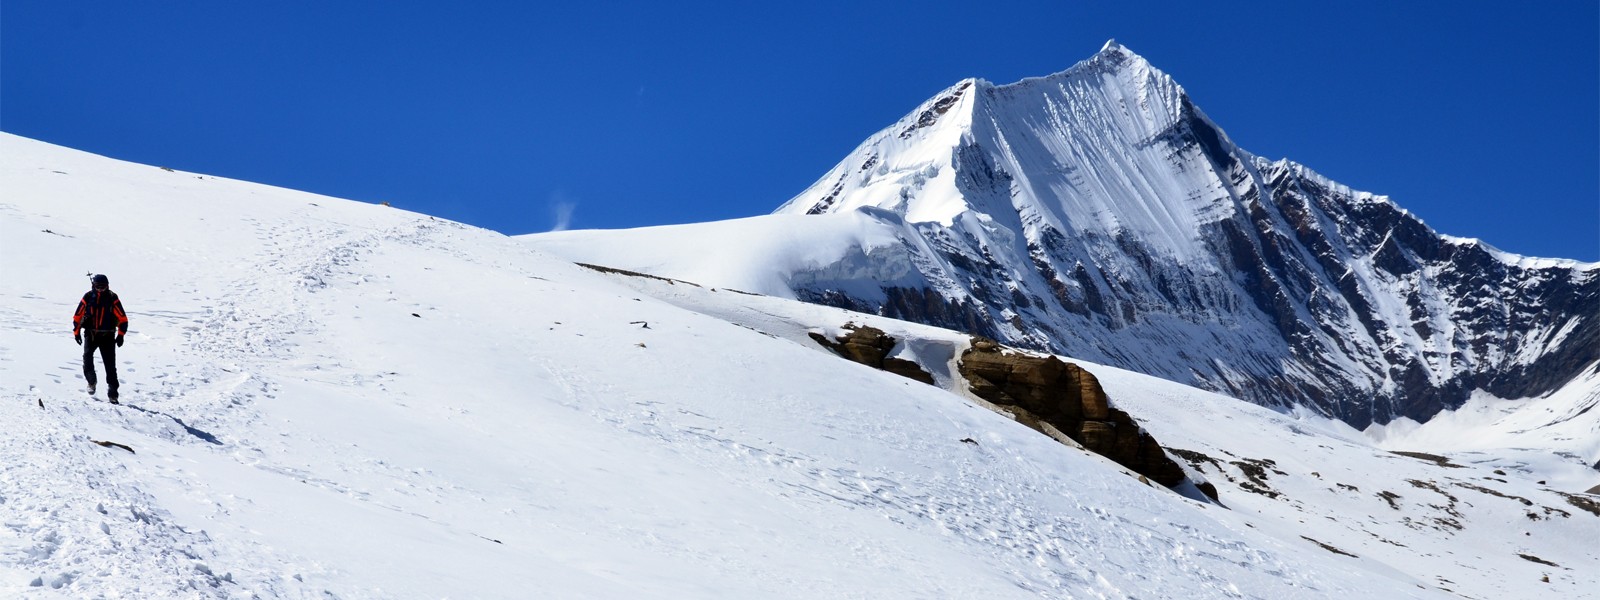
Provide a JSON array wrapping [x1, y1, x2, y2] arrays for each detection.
[[74, 274, 128, 402]]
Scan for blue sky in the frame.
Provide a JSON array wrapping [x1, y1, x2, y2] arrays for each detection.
[[4, 1, 1596, 260]]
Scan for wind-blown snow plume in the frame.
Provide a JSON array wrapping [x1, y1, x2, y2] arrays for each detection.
[[548, 191, 577, 232]]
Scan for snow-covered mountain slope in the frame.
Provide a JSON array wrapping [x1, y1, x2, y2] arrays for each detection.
[[526, 41, 1600, 429], [0, 134, 1533, 598], [1366, 365, 1600, 494], [529, 212, 1600, 516], [561, 262, 1600, 599]]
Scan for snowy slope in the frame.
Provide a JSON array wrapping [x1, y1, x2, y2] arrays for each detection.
[[1366, 366, 1600, 494], [525, 41, 1600, 430], [0, 133, 1501, 598], [569, 263, 1600, 599]]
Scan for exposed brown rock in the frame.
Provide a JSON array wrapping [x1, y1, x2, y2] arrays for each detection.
[[808, 328, 1193, 492], [808, 325, 935, 385], [957, 337, 1187, 487]]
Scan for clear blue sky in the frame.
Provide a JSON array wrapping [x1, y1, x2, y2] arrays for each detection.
[[4, 1, 1596, 260]]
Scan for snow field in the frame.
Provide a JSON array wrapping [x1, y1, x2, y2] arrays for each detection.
[[0, 133, 1477, 598], [577, 261, 1600, 599]]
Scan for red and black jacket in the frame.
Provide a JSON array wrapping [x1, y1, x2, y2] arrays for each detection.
[[74, 290, 128, 336]]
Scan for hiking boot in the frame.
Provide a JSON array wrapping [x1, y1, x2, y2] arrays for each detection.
[[87, 383, 96, 396]]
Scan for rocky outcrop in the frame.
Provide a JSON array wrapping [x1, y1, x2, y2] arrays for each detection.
[[959, 337, 1188, 487], [810, 328, 1197, 493], [808, 325, 936, 385]]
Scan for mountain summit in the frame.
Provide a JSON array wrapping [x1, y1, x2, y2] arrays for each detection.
[[533, 43, 1599, 428], [776, 39, 1218, 259]]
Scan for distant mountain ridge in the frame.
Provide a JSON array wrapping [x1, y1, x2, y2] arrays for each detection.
[[533, 41, 1599, 428]]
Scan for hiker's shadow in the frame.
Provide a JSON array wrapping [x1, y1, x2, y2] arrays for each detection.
[[122, 403, 224, 446]]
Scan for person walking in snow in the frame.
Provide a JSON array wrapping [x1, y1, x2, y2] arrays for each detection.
[[74, 273, 128, 403]]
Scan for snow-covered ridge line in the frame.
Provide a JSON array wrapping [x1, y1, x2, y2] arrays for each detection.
[[1258, 155, 1599, 271], [991, 38, 1156, 93]]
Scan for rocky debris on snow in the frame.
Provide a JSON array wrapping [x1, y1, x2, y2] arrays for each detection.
[[1390, 451, 1465, 468], [1299, 536, 1358, 558], [578, 262, 701, 287], [808, 325, 936, 385], [1453, 481, 1535, 507], [957, 337, 1187, 487], [1171, 448, 1282, 501], [1557, 492, 1600, 517], [1377, 490, 1402, 510], [1517, 553, 1560, 567], [1405, 479, 1465, 530], [1228, 458, 1286, 500]]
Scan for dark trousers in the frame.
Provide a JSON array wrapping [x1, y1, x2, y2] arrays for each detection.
[[82, 331, 119, 396]]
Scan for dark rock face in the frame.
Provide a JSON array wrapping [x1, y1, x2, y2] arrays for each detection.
[[957, 338, 1188, 487], [808, 325, 936, 385]]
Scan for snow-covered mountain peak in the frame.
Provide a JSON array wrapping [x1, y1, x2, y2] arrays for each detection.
[[1091, 38, 1154, 65], [551, 45, 1600, 431], [777, 39, 1221, 257]]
